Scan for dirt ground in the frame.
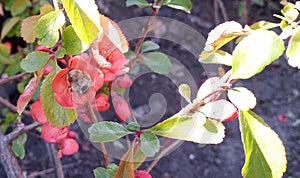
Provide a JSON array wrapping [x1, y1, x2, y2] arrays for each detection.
[[1, 0, 300, 178]]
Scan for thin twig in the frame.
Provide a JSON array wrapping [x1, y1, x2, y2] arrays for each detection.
[[0, 72, 28, 86], [6, 119, 40, 143], [27, 163, 77, 178], [146, 140, 181, 172], [128, 0, 164, 68], [50, 144, 64, 178], [214, 0, 219, 25], [217, 0, 228, 21], [85, 102, 110, 166], [0, 96, 31, 116]]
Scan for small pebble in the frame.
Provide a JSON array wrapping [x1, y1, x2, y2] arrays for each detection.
[[189, 153, 195, 160]]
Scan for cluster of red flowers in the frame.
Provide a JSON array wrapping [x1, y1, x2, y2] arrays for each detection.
[[51, 15, 132, 121], [31, 97, 79, 158]]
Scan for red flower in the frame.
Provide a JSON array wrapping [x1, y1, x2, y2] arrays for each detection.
[[41, 122, 69, 143], [52, 55, 104, 108], [134, 170, 152, 178], [99, 48, 129, 82], [31, 97, 48, 124], [94, 94, 110, 112], [59, 138, 79, 156], [43, 65, 53, 75], [115, 75, 133, 88], [112, 92, 130, 121]]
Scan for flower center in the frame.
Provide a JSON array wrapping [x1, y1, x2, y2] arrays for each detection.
[[67, 69, 93, 95]]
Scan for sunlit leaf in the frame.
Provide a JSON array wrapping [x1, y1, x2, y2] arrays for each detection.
[[141, 41, 160, 53], [88, 122, 131, 142], [140, 131, 160, 157], [36, 10, 65, 48], [231, 30, 284, 79], [203, 21, 244, 53], [163, 0, 192, 13], [1, 17, 20, 40], [196, 77, 226, 102], [250, 21, 280, 30], [281, 3, 299, 21], [40, 71, 78, 127], [93, 167, 110, 178], [62, 26, 82, 55], [239, 110, 287, 178], [142, 52, 172, 74], [126, 0, 150, 8], [228, 87, 256, 111], [200, 50, 232, 66], [148, 116, 225, 144], [179, 83, 191, 103], [21, 4, 54, 43], [21, 51, 51, 73], [199, 99, 238, 122], [286, 29, 300, 69], [62, 0, 101, 45]]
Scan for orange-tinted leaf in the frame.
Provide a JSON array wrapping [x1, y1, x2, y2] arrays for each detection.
[[115, 143, 134, 178], [17, 70, 44, 115]]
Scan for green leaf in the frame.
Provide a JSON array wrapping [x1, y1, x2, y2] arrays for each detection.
[[141, 41, 160, 53], [36, 10, 65, 48], [62, 26, 82, 55], [62, 0, 100, 45], [178, 83, 191, 103], [199, 50, 232, 66], [142, 52, 172, 75], [11, 134, 27, 159], [163, 0, 192, 13], [40, 71, 78, 127], [11, 0, 31, 16], [94, 167, 110, 178], [251, 0, 264, 6], [140, 131, 160, 157], [203, 119, 218, 133], [12, 141, 25, 159], [127, 122, 140, 131], [231, 30, 284, 79], [126, 0, 150, 8], [88, 122, 131, 142], [55, 47, 66, 58], [148, 116, 225, 144], [228, 87, 256, 111], [1, 17, 20, 40], [286, 29, 300, 68], [106, 164, 118, 177], [0, 44, 13, 65], [20, 51, 51, 73], [239, 110, 287, 178], [124, 50, 137, 60]]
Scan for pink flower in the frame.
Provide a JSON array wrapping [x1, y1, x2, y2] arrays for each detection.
[[59, 138, 79, 156], [31, 97, 48, 124], [112, 92, 130, 121], [134, 170, 152, 178], [41, 122, 69, 143], [94, 94, 110, 112], [115, 75, 133, 88], [43, 65, 53, 75], [52, 55, 104, 109]]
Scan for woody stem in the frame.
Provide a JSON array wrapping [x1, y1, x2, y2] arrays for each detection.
[[85, 102, 110, 166]]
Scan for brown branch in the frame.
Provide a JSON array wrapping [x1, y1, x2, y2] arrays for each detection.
[[0, 96, 31, 116], [6, 119, 41, 143], [85, 102, 110, 166], [128, 0, 164, 68], [0, 128, 24, 178], [0, 72, 28, 86], [50, 144, 65, 178], [27, 163, 76, 178]]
